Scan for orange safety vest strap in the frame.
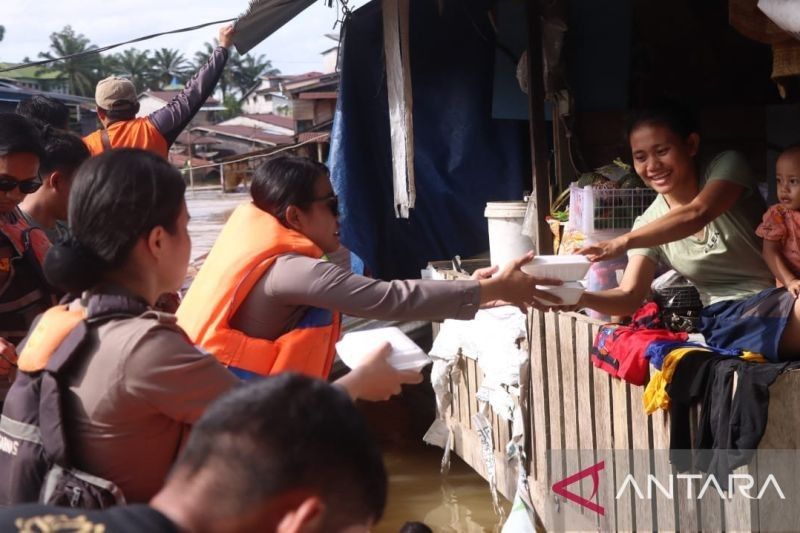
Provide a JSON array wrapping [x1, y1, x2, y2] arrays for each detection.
[[18, 306, 86, 372], [83, 118, 168, 158]]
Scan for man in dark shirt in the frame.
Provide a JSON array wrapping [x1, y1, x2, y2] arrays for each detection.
[[0, 373, 388, 533], [83, 25, 233, 158], [0, 114, 56, 400]]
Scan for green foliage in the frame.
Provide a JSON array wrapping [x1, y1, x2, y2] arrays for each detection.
[[105, 48, 157, 90], [31, 28, 280, 104], [152, 48, 190, 87], [221, 94, 242, 120], [195, 39, 281, 99], [37, 25, 103, 96]]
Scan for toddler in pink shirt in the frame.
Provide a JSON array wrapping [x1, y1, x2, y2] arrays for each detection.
[[757, 145, 800, 295]]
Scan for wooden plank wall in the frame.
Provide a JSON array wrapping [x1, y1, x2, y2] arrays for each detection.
[[523, 311, 761, 531], [440, 309, 794, 531]]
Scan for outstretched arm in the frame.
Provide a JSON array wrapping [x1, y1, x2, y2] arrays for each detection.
[[148, 25, 234, 146], [762, 239, 798, 294], [580, 179, 745, 262], [578, 254, 658, 316]]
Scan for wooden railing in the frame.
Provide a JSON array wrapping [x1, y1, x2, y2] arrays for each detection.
[[438, 309, 800, 531]]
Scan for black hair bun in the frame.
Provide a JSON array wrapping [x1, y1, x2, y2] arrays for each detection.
[[43, 238, 103, 294]]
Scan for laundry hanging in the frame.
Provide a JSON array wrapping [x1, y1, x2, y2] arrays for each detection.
[[382, 0, 416, 218]]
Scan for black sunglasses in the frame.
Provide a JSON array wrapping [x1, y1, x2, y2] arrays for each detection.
[[0, 175, 43, 194], [311, 194, 339, 217]]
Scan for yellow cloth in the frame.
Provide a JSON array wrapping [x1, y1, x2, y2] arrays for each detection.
[[643, 347, 710, 414], [642, 348, 767, 415], [742, 351, 767, 363]]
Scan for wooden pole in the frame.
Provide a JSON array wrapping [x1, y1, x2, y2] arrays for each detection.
[[527, 0, 553, 255]]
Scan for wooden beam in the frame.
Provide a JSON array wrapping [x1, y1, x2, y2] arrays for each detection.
[[527, 0, 553, 254]]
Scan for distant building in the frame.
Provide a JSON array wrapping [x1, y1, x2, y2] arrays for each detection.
[[188, 123, 294, 156], [321, 33, 340, 74], [137, 90, 226, 125], [282, 73, 338, 132], [240, 74, 296, 115], [0, 63, 71, 94], [218, 113, 296, 136], [0, 82, 96, 134]]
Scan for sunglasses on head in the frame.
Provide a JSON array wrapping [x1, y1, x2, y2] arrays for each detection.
[[311, 194, 339, 217], [0, 174, 43, 194]]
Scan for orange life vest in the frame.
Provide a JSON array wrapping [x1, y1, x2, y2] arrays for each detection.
[[0, 213, 55, 342], [17, 305, 85, 372], [0, 213, 50, 266], [177, 202, 341, 380], [83, 118, 168, 158]]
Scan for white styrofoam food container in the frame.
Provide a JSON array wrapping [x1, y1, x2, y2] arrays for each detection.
[[535, 281, 585, 306], [521, 255, 591, 281], [335, 327, 431, 372]]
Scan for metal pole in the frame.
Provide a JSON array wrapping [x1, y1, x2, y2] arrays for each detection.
[[220, 162, 225, 193], [187, 126, 195, 196], [188, 162, 195, 197], [527, 0, 553, 255]]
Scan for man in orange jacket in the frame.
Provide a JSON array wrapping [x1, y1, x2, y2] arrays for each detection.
[[83, 25, 233, 158]]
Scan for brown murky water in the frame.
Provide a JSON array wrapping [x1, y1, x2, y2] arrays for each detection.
[[186, 190, 506, 533], [378, 442, 509, 532]]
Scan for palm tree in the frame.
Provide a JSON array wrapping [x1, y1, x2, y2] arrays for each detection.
[[106, 48, 156, 91], [194, 39, 235, 98], [231, 53, 281, 97], [152, 48, 189, 88], [37, 25, 102, 96]]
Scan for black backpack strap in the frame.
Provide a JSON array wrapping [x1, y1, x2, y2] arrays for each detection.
[[38, 321, 90, 468], [37, 296, 147, 468]]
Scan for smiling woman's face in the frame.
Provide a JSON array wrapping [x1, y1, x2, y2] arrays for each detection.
[[0, 152, 40, 215], [629, 123, 698, 196], [293, 174, 341, 254]]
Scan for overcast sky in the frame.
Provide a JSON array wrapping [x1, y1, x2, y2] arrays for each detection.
[[1, 0, 367, 75]]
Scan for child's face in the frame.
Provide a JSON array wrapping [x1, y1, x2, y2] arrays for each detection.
[[776, 151, 800, 211]]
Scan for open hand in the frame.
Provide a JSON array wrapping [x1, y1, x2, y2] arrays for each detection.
[[218, 24, 235, 49], [578, 235, 628, 262], [480, 252, 563, 310]]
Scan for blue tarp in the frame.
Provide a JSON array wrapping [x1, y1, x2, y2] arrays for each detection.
[[329, 0, 531, 280]]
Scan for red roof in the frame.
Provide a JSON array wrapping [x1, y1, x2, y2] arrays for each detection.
[[169, 153, 211, 167], [287, 71, 324, 81], [242, 113, 296, 129], [144, 90, 220, 106], [297, 131, 330, 143], [298, 91, 337, 100], [195, 125, 294, 146], [175, 131, 220, 145]]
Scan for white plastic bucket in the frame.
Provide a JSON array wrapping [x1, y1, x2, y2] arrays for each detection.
[[484, 201, 534, 267]]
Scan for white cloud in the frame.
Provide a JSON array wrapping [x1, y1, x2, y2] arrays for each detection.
[[0, 0, 367, 75]]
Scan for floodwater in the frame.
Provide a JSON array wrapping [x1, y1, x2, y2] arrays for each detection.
[[185, 188, 249, 260], [185, 189, 507, 533], [378, 443, 509, 532]]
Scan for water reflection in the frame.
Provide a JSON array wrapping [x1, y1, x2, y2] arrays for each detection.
[[378, 442, 508, 533]]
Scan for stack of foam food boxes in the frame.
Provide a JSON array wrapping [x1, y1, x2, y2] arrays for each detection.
[[521, 255, 592, 306]]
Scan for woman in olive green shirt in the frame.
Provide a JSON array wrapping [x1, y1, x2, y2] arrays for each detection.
[[574, 107, 798, 361]]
